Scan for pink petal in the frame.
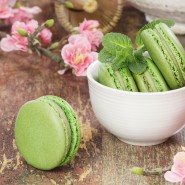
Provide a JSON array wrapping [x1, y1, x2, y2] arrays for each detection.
[[40, 28, 52, 45], [174, 152, 185, 167], [8, 0, 16, 7], [0, 8, 14, 19], [68, 34, 84, 44], [11, 21, 27, 35], [26, 19, 39, 33], [91, 51, 98, 61], [164, 171, 183, 182], [0, 36, 17, 52], [172, 165, 185, 177], [79, 19, 99, 32], [19, 6, 42, 14], [58, 68, 69, 75]]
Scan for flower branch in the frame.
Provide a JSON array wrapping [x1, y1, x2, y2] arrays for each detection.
[[130, 166, 172, 176], [0, 17, 103, 76]]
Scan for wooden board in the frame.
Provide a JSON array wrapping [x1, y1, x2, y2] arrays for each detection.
[[0, 1, 185, 184]]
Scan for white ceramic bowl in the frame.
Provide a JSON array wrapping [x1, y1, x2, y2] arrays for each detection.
[[87, 61, 185, 146]]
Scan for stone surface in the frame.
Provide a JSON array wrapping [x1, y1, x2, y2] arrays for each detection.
[[0, 1, 185, 184]]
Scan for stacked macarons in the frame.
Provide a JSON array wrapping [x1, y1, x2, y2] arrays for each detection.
[[98, 22, 185, 92], [15, 95, 81, 170], [141, 23, 185, 89]]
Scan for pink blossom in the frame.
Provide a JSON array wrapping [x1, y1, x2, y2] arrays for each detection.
[[61, 35, 98, 76], [81, 30, 103, 51], [0, 20, 39, 52], [79, 19, 99, 32], [68, 34, 84, 44], [11, 20, 38, 35], [164, 152, 185, 185], [40, 28, 52, 45], [6, 6, 42, 23], [0, 34, 28, 52], [78, 19, 103, 51], [0, 0, 16, 19]]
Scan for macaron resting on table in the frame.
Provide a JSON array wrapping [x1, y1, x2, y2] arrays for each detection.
[[15, 95, 81, 170]]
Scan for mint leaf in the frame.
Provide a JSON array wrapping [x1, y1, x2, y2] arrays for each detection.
[[102, 33, 132, 55], [128, 52, 147, 74], [98, 48, 115, 63], [136, 19, 175, 47], [111, 48, 133, 70]]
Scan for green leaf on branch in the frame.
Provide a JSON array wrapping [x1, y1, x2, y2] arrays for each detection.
[[102, 33, 133, 55], [136, 19, 175, 47]]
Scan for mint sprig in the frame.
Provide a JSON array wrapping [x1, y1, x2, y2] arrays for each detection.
[[136, 19, 175, 47], [98, 19, 175, 75], [98, 33, 147, 74]]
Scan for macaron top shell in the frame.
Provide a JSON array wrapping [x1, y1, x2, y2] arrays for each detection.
[[15, 100, 68, 170]]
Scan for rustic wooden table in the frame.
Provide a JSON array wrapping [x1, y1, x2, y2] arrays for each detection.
[[0, 1, 185, 184]]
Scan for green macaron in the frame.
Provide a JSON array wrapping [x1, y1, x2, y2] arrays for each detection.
[[98, 63, 138, 91], [133, 58, 169, 92], [141, 22, 185, 89], [15, 95, 81, 170]]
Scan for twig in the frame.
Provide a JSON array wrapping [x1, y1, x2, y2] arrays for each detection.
[[37, 47, 64, 65], [144, 166, 172, 176]]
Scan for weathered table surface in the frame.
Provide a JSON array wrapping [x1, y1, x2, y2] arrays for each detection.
[[1, 1, 185, 185]]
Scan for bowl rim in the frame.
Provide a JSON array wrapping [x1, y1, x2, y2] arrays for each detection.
[[87, 60, 185, 96]]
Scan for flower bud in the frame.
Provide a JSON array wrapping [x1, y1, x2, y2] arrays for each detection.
[[45, 19, 54, 28], [130, 167, 144, 175], [17, 28, 28, 36], [49, 42, 59, 50], [65, 1, 74, 9]]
